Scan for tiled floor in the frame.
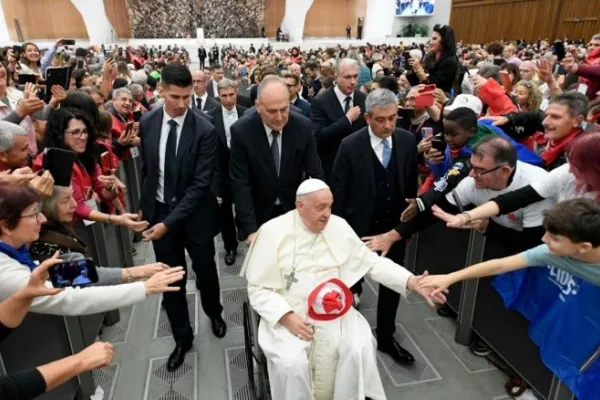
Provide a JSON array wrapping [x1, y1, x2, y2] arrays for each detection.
[[95, 237, 510, 400]]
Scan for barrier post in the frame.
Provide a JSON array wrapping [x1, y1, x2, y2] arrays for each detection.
[[404, 233, 419, 272], [64, 316, 96, 396], [455, 231, 486, 346], [548, 375, 575, 400]]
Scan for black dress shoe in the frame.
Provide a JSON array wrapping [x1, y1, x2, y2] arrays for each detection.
[[437, 304, 457, 319], [224, 249, 237, 266], [210, 316, 227, 338], [167, 341, 193, 371], [377, 338, 415, 365]]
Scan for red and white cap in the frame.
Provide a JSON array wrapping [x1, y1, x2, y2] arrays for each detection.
[[307, 278, 353, 321]]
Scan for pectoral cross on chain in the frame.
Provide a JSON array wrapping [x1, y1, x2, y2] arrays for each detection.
[[284, 270, 298, 290]]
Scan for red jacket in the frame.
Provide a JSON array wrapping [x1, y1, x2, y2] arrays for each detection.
[[479, 79, 519, 116]]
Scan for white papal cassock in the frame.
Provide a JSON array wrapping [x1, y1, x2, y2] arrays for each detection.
[[241, 210, 414, 400]]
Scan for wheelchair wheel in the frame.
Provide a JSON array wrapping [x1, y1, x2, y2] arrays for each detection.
[[243, 301, 269, 399]]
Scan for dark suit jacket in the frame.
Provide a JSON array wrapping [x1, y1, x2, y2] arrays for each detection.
[[139, 106, 219, 240], [206, 80, 219, 98], [237, 94, 253, 108], [208, 104, 247, 199], [330, 127, 418, 238], [292, 97, 311, 117], [310, 87, 367, 181], [202, 95, 220, 113], [230, 112, 324, 236]]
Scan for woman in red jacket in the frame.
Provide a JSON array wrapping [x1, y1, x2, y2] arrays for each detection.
[[35, 108, 146, 231]]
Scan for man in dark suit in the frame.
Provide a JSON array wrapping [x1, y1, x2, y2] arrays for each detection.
[[139, 64, 226, 372], [310, 58, 367, 182], [208, 78, 246, 266], [230, 77, 323, 245], [192, 70, 220, 113], [197, 46, 207, 70], [284, 72, 310, 118], [206, 63, 224, 98], [330, 88, 419, 365]]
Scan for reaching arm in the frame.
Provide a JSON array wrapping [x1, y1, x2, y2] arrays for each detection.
[[419, 254, 528, 296]]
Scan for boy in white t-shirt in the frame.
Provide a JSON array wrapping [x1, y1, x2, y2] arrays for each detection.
[[419, 198, 600, 294]]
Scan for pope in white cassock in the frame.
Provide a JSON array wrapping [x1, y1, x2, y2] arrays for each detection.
[[241, 179, 446, 400]]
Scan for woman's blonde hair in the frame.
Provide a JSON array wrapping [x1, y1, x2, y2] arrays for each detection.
[[515, 80, 542, 111]]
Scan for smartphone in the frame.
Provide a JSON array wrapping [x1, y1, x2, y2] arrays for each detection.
[[420, 84, 436, 93], [402, 51, 412, 70], [45, 66, 73, 97], [49, 257, 99, 288], [12, 45, 22, 57], [553, 41, 566, 61], [18, 74, 37, 85], [422, 127, 434, 139], [431, 135, 447, 156], [133, 110, 143, 122], [397, 107, 416, 119], [124, 122, 134, 137], [100, 151, 114, 175], [62, 39, 76, 46], [43, 147, 76, 185]]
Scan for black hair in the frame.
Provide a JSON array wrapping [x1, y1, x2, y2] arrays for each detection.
[[433, 24, 457, 59], [210, 63, 222, 70], [112, 78, 129, 90], [444, 107, 478, 131], [72, 69, 88, 89], [43, 107, 97, 175], [373, 75, 399, 94], [161, 64, 192, 88], [543, 199, 600, 247], [62, 91, 101, 134]]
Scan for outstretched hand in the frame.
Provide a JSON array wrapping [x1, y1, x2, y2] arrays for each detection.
[[407, 271, 448, 307], [417, 273, 456, 298], [431, 205, 468, 228]]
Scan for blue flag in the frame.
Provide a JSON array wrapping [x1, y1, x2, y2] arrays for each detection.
[[493, 267, 600, 399]]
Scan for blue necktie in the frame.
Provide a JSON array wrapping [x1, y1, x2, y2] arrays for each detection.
[[382, 138, 391, 168]]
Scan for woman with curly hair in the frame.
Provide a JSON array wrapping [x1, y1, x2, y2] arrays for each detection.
[[513, 80, 542, 111], [33, 108, 145, 231]]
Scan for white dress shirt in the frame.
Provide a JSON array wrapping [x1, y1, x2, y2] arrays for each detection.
[[368, 126, 393, 166], [264, 123, 282, 204], [222, 105, 238, 148], [156, 107, 188, 203], [334, 85, 354, 112], [193, 92, 208, 111], [212, 79, 219, 97]]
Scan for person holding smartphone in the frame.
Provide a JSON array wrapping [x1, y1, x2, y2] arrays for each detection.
[[0, 257, 116, 400]]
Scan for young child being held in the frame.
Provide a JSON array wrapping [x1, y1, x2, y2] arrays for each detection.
[[419, 198, 600, 295]]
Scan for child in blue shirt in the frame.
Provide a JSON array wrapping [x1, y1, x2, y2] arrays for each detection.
[[418, 198, 600, 294]]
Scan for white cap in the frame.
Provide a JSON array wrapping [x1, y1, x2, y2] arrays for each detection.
[[296, 179, 330, 196], [445, 94, 483, 116]]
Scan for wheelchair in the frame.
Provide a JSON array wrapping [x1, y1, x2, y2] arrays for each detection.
[[243, 300, 272, 400]]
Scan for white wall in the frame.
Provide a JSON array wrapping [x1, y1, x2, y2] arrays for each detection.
[[0, 0, 11, 43], [69, 0, 115, 44], [391, 0, 452, 40]]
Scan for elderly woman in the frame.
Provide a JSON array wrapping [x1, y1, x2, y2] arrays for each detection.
[[29, 185, 156, 284], [0, 184, 185, 316]]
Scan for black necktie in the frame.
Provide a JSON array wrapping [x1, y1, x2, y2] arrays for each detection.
[[344, 96, 352, 113], [196, 97, 202, 110], [164, 120, 178, 205], [271, 131, 280, 176]]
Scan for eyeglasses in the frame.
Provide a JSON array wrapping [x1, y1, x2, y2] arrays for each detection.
[[21, 209, 43, 223], [65, 129, 89, 138], [468, 162, 508, 179]]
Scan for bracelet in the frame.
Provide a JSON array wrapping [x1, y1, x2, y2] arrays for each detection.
[[106, 214, 112, 224], [461, 212, 472, 225], [125, 269, 133, 283]]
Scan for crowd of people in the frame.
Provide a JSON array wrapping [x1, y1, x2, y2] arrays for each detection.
[[0, 21, 599, 400]]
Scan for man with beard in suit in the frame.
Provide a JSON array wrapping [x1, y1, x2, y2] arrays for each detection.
[[330, 88, 419, 366], [310, 58, 367, 181], [209, 79, 246, 266], [230, 78, 323, 246]]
